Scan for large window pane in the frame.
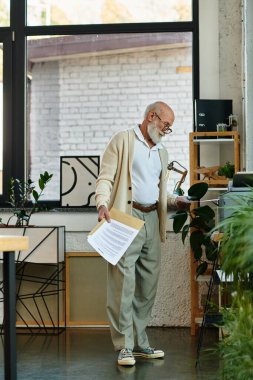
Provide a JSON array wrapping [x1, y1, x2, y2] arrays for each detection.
[[27, 33, 193, 200], [0, 0, 10, 26], [27, 0, 192, 26], [0, 43, 2, 194]]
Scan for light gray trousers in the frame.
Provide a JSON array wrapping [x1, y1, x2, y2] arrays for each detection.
[[107, 208, 161, 351]]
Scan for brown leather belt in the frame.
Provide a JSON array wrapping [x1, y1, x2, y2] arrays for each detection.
[[132, 201, 158, 213]]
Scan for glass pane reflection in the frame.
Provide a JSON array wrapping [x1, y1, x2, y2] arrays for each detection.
[[27, 33, 193, 200], [0, 43, 3, 194], [0, 0, 10, 26], [27, 0, 192, 26]]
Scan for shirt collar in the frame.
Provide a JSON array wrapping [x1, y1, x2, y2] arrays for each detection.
[[133, 125, 163, 150]]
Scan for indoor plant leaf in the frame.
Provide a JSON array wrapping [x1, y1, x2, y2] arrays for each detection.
[[32, 189, 39, 202], [196, 261, 208, 277], [171, 211, 188, 233], [187, 182, 208, 200], [189, 216, 206, 228], [182, 225, 190, 244], [193, 246, 202, 261], [190, 230, 205, 252], [205, 244, 218, 262], [39, 177, 45, 191], [193, 205, 215, 221]]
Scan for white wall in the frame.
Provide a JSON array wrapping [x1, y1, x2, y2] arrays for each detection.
[[199, 0, 220, 98], [243, 0, 253, 170], [199, 0, 243, 169]]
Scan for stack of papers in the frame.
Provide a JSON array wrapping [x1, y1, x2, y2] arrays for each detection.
[[87, 208, 144, 265]]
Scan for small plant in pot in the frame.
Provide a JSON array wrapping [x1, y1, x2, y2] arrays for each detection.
[[218, 161, 235, 179], [170, 182, 218, 276], [0, 171, 53, 227]]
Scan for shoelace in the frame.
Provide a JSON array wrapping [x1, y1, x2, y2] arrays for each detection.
[[121, 349, 133, 357]]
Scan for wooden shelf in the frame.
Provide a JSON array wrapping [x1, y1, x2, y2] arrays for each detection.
[[196, 275, 211, 282], [189, 131, 240, 189], [190, 131, 239, 138], [193, 138, 235, 143], [189, 131, 240, 336], [191, 179, 229, 186]]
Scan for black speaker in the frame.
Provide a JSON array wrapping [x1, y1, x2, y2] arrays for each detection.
[[194, 99, 233, 132]]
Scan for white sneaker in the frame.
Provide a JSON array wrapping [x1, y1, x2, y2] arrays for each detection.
[[118, 348, 136, 366], [133, 347, 165, 359]]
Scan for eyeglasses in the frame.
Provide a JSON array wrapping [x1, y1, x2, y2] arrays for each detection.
[[154, 113, 173, 134]]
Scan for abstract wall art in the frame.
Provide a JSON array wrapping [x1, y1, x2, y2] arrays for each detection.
[[60, 156, 100, 207]]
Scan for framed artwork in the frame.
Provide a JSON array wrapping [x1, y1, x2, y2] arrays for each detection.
[[60, 156, 100, 207]]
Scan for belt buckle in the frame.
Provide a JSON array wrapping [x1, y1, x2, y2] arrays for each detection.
[[133, 202, 157, 213]]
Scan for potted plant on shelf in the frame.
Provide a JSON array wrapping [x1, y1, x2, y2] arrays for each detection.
[[170, 182, 218, 276], [0, 171, 53, 227], [217, 161, 235, 179]]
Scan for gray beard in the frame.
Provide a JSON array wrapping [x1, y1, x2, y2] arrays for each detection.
[[147, 122, 162, 144]]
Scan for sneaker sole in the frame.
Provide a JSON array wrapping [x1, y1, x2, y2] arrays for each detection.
[[133, 352, 164, 359], [118, 358, 136, 366]]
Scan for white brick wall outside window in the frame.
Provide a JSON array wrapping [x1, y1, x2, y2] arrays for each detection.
[[29, 47, 193, 199]]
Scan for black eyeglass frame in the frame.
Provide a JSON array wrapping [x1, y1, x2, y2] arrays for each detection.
[[154, 113, 173, 134]]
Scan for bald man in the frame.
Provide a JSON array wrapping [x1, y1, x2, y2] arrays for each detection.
[[95, 101, 189, 366]]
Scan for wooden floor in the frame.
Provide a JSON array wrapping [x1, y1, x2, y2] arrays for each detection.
[[0, 327, 220, 380]]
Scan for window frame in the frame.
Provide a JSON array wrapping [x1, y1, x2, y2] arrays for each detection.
[[0, 0, 199, 205], [0, 30, 12, 202]]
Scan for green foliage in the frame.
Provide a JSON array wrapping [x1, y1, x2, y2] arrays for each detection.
[[5, 171, 53, 226], [216, 191, 253, 277], [212, 189, 253, 380], [218, 291, 253, 380], [218, 161, 235, 179], [170, 182, 218, 276]]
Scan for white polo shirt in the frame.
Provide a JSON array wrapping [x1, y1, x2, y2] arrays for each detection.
[[132, 125, 163, 205]]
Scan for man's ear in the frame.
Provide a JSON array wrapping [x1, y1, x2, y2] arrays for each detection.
[[148, 111, 155, 122]]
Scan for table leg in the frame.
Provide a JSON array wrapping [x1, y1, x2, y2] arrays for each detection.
[[3, 251, 17, 380]]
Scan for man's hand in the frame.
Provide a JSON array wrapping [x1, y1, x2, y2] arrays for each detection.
[[98, 205, 111, 222], [175, 196, 191, 210]]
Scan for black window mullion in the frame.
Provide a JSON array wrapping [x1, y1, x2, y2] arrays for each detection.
[[1, 32, 12, 203], [192, 0, 199, 102], [25, 21, 195, 36], [10, 0, 26, 183]]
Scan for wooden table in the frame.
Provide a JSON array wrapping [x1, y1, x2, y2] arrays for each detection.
[[0, 235, 29, 380]]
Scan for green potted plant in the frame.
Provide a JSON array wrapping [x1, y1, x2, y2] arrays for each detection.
[[0, 170, 66, 333], [0, 171, 53, 226], [217, 290, 253, 379], [218, 161, 235, 179], [211, 190, 253, 379], [170, 182, 218, 276], [171, 181, 253, 378]]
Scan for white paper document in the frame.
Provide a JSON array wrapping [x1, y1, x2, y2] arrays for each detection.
[[87, 208, 144, 265]]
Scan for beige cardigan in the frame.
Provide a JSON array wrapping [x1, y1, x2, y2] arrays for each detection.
[[95, 128, 177, 242]]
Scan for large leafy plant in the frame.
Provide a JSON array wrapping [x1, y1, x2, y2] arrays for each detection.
[[216, 190, 253, 279], [170, 182, 218, 276], [217, 290, 253, 380], [1, 171, 53, 227], [207, 189, 253, 379]]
